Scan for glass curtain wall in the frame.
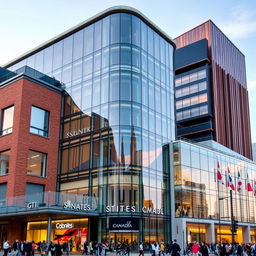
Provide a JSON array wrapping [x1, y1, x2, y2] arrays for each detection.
[[174, 141, 256, 223], [8, 11, 175, 242]]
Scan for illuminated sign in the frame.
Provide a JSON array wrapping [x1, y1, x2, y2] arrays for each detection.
[[109, 218, 139, 231], [56, 223, 73, 229], [105, 205, 163, 215], [106, 205, 136, 213], [63, 200, 91, 211]]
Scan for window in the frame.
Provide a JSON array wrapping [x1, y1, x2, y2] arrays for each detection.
[[26, 183, 44, 203], [27, 150, 47, 177], [0, 183, 7, 206], [30, 106, 49, 137], [0, 150, 10, 175], [1, 106, 14, 136]]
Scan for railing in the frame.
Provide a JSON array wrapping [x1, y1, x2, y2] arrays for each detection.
[[0, 191, 98, 214]]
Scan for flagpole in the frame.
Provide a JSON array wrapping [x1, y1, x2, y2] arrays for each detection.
[[216, 160, 222, 243]]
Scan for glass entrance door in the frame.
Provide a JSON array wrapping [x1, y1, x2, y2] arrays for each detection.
[[109, 232, 139, 251]]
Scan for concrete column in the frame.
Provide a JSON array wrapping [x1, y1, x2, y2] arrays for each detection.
[[47, 216, 52, 243], [243, 225, 251, 243], [205, 222, 215, 244], [174, 218, 186, 254]]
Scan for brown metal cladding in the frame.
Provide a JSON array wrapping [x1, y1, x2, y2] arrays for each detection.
[[174, 20, 252, 159]]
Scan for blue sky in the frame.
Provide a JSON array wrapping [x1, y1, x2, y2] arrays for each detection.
[[0, 0, 255, 142]]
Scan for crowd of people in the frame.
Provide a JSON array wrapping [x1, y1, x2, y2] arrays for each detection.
[[4, 239, 256, 256], [1, 240, 71, 256], [1, 239, 181, 256], [185, 241, 256, 256]]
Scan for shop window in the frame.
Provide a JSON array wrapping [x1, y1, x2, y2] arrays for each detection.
[[1, 105, 14, 136], [0, 150, 10, 176], [27, 150, 47, 177], [30, 106, 49, 137]]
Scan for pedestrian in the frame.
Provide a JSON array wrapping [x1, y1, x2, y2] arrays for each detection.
[[170, 240, 181, 256], [55, 242, 62, 256], [151, 242, 156, 256], [82, 241, 88, 255], [160, 241, 165, 256], [200, 242, 209, 256], [3, 240, 10, 256], [40, 241, 48, 256], [62, 242, 69, 256], [139, 242, 144, 256], [191, 242, 200, 256]]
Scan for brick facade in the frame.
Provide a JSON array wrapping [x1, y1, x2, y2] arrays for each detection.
[[0, 77, 62, 198]]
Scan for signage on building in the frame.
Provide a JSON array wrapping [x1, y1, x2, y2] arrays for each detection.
[[106, 205, 136, 213], [63, 200, 91, 211], [109, 218, 139, 231], [66, 127, 91, 138], [105, 205, 163, 215], [27, 202, 38, 209], [56, 223, 74, 229]]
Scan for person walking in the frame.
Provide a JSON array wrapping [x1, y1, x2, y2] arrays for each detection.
[[151, 242, 156, 256], [55, 242, 62, 256], [200, 242, 209, 256], [3, 240, 10, 256], [191, 242, 200, 256], [160, 241, 165, 256], [139, 242, 144, 256], [170, 240, 181, 256], [40, 241, 48, 256]]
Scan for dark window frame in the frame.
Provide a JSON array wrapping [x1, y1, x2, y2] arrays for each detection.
[[30, 105, 50, 137]]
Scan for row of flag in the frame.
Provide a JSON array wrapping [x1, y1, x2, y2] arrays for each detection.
[[216, 160, 256, 195]]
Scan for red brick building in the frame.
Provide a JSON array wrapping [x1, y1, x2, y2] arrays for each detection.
[[0, 67, 64, 244], [0, 68, 62, 198]]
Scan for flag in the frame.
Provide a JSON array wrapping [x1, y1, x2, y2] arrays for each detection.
[[237, 171, 242, 192], [227, 168, 235, 191], [246, 173, 253, 191], [217, 161, 224, 184], [254, 180, 256, 196]]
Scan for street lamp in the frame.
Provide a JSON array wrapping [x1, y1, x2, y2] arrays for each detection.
[[219, 190, 236, 255]]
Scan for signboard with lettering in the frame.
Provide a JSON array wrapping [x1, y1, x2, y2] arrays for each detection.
[[109, 218, 139, 232]]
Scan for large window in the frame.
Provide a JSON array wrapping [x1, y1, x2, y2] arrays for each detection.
[[1, 106, 14, 136], [0, 150, 10, 176], [30, 106, 49, 137], [27, 150, 47, 177]]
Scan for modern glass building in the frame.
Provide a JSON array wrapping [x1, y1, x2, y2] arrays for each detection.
[[173, 140, 256, 247], [3, 6, 175, 244]]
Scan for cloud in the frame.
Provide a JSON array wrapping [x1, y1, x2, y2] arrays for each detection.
[[221, 5, 256, 39]]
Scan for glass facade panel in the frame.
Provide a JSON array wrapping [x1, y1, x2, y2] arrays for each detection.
[[174, 141, 256, 222]]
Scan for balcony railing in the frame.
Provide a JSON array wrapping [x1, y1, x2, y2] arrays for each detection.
[[0, 191, 98, 215]]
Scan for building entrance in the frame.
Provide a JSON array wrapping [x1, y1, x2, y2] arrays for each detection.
[[109, 232, 138, 250]]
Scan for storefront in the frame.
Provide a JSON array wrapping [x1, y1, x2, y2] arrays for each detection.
[[27, 218, 88, 251]]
